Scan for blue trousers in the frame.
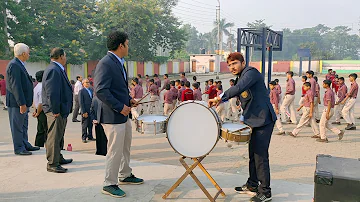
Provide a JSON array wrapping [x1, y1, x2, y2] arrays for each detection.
[[8, 107, 32, 153], [247, 121, 275, 195]]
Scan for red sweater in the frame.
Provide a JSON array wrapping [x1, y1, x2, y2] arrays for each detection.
[[206, 85, 217, 99], [181, 88, 194, 101]]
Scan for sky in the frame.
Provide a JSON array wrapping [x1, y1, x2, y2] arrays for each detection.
[[173, 0, 360, 34]]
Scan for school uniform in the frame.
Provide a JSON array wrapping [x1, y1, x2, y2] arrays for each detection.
[[147, 83, 160, 114], [163, 90, 174, 115], [314, 82, 320, 120], [298, 84, 306, 106], [205, 85, 217, 99], [154, 78, 161, 89], [334, 84, 347, 122], [170, 86, 178, 108], [181, 88, 194, 102], [280, 77, 297, 123], [130, 84, 143, 119], [270, 88, 284, 134], [177, 86, 185, 103], [215, 90, 225, 122], [226, 85, 239, 122], [342, 81, 358, 125], [193, 88, 202, 101], [203, 85, 209, 101], [291, 90, 319, 136], [275, 84, 282, 104], [138, 78, 143, 87], [319, 88, 342, 140]]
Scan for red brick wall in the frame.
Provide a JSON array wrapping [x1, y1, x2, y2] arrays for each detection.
[[273, 61, 290, 72], [0, 60, 10, 77], [137, 62, 144, 76], [179, 62, 184, 73], [154, 63, 159, 75], [167, 61, 173, 74], [87, 60, 99, 76], [220, 62, 229, 73]]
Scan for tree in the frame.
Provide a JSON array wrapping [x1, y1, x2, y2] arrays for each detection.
[[213, 18, 234, 52], [247, 19, 271, 29]]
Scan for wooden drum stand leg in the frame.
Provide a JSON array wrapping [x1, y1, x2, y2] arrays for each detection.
[[163, 156, 225, 201]]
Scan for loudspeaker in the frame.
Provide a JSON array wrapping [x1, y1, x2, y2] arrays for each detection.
[[314, 154, 360, 202]]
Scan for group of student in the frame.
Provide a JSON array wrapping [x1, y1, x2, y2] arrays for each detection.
[[269, 69, 358, 143], [129, 72, 241, 122]]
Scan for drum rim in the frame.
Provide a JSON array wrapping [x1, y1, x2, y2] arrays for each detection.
[[136, 114, 168, 123], [166, 100, 221, 158]]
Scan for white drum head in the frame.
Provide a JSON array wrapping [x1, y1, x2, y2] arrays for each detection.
[[136, 115, 167, 123], [222, 122, 251, 135], [167, 101, 220, 158]]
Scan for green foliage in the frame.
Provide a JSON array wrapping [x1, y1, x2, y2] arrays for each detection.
[[0, 0, 186, 63], [153, 56, 169, 64]]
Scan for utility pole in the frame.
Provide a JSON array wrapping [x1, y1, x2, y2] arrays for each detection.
[[216, 0, 220, 79]]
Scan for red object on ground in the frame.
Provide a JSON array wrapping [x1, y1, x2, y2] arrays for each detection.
[[67, 144, 72, 151]]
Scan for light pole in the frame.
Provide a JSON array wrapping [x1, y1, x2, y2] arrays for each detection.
[[216, 0, 220, 79]]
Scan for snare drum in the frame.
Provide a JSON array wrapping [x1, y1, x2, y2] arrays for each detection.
[[166, 101, 221, 158], [221, 122, 251, 143], [135, 115, 167, 135]]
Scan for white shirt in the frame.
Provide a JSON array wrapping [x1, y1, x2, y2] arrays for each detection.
[[74, 80, 83, 95], [52, 61, 65, 72], [33, 82, 42, 109]]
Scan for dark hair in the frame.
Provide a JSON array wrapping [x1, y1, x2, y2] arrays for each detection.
[[217, 81, 222, 84], [287, 71, 294, 77], [88, 74, 91, 78], [197, 82, 200, 86], [335, 74, 339, 78], [137, 74, 142, 78], [274, 79, 279, 83], [193, 76, 197, 81], [323, 80, 331, 86], [205, 80, 208, 84], [107, 31, 128, 51], [349, 73, 358, 79], [181, 72, 185, 76], [217, 85, 223, 90], [328, 69, 332, 72], [165, 84, 170, 90], [149, 79, 154, 83], [132, 77, 139, 84], [184, 81, 191, 87], [339, 77, 345, 81], [269, 81, 276, 85], [314, 76, 318, 82], [301, 75, 307, 81], [303, 82, 311, 87], [230, 79, 235, 83], [154, 74, 158, 77], [70, 80, 75, 85], [192, 82, 199, 89], [170, 80, 175, 86], [35, 70, 44, 82], [209, 79, 214, 84], [180, 81, 185, 86], [50, 48, 65, 59], [306, 70, 314, 76], [76, 76, 81, 80], [0, 74, 4, 79], [227, 52, 245, 63], [175, 79, 180, 83], [145, 74, 149, 77], [164, 74, 168, 78]]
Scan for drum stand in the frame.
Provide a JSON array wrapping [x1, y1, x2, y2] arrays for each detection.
[[163, 156, 226, 202]]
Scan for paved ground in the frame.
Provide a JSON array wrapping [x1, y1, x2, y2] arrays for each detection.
[[0, 72, 359, 201]]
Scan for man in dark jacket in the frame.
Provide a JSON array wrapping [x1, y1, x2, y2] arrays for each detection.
[[209, 52, 276, 202], [6, 43, 39, 155], [42, 48, 73, 173], [79, 78, 94, 143]]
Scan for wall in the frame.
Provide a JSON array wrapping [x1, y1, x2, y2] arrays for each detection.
[[321, 60, 360, 74]]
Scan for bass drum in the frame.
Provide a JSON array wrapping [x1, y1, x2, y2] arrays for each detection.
[[166, 101, 221, 158]]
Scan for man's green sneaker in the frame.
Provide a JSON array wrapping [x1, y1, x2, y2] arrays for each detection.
[[102, 185, 126, 198], [119, 173, 144, 185]]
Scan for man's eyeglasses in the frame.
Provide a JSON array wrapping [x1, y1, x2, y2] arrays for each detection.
[[228, 61, 240, 68]]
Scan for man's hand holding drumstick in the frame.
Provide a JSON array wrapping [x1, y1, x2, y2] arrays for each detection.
[[208, 96, 221, 108]]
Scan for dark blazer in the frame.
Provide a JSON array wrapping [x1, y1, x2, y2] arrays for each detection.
[[94, 52, 131, 124], [42, 62, 73, 118], [79, 87, 93, 115], [90, 96, 102, 122], [221, 66, 276, 128], [5, 58, 33, 107]]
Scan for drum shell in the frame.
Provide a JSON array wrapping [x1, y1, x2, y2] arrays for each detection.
[[221, 123, 251, 143], [135, 116, 167, 134]]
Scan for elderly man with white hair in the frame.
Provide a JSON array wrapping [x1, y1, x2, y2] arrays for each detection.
[[6, 43, 40, 155]]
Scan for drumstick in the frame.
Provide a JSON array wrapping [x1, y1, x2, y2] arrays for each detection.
[[137, 92, 150, 103], [138, 100, 156, 105]]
